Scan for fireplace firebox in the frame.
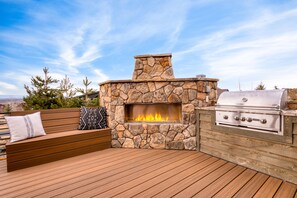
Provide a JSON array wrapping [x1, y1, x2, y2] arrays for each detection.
[[125, 103, 182, 123]]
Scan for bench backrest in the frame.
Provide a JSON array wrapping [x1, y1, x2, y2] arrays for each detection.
[[10, 108, 81, 134]]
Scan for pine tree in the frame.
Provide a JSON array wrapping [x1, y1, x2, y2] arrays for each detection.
[[60, 75, 76, 98], [4, 104, 12, 113], [255, 82, 266, 90], [76, 77, 96, 101], [59, 75, 84, 108], [23, 67, 62, 110]]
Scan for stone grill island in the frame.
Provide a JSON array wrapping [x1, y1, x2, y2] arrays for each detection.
[[99, 53, 218, 150]]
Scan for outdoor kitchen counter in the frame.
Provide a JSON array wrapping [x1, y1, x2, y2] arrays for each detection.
[[195, 107, 297, 185], [282, 110, 297, 116]]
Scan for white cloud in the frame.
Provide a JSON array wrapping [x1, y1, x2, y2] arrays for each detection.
[[0, 81, 19, 96], [1, 0, 296, 95], [94, 69, 109, 83], [0, 82, 17, 90], [175, 7, 297, 90]]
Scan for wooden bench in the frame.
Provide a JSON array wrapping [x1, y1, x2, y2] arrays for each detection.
[[5, 108, 111, 172]]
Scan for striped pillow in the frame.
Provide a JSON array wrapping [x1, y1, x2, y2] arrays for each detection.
[[78, 107, 108, 130], [5, 112, 46, 142]]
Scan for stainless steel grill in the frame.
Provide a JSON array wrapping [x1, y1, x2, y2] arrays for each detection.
[[215, 89, 287, 135]]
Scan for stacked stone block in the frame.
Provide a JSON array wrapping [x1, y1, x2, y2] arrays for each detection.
[[100, 53, 218, 151], [288, 88, 297, 110], [100, 79, 217, 150], [132, 54, 174, 80]]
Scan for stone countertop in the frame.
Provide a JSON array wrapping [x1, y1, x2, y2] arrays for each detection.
[[196, 106, 297, 117], [196, 106, 216, 111], [282, 110, 297, 116], [99, 77, 219, 85]]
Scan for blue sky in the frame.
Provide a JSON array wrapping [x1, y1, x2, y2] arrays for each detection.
[[1, 0, 297, 96]]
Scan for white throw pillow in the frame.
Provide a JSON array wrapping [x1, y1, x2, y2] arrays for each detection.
[[5, 112, 46, 142]]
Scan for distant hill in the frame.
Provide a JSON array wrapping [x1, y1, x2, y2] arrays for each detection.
[[0, 95, 23, 99], [0, 98, 23, 104], [0, 95, 23, 104], [0, 96, 24, 112]]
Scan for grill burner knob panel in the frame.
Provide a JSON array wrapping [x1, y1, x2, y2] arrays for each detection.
[[247, 117, 253, 122], [234, 116, 240, 121], [223, 115, 228, 120], [260, 119, 267, 124]]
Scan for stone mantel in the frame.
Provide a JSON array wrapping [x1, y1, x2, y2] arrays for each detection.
[[134, 53, 172, 58], [99, 77, 219, 86]]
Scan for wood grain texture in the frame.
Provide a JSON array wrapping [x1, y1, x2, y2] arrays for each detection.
[[200, 137, 297, 174], [233, 172, 269, 197], [274, 182, 297, 198], [6, 129, 110, 152], [197, 109, 297, 185], [253, 177, 283, 198], [6, 108, 111, 171], [194, 165, 246, 197], [10, 108, 81, 134], [0, 149, 296, 198], [213, 169, 257, 197]]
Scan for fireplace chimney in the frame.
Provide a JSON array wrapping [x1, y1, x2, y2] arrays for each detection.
[[132, 53, 174, 80]]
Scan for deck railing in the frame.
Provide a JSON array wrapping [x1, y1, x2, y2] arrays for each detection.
[[0, 113, 10, 159]]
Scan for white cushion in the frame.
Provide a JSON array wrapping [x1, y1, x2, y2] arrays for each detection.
[[5, 112, 46, 142]]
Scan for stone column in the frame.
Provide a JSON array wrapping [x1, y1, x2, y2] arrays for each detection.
[[132, 53, 174, 80]]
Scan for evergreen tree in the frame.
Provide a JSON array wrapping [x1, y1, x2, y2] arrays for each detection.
[[4, 104, 12, 113], [76, 77, 96, 101], [23, 67, 62, 110], [255, 82, 266, 90], [86, 97, 99, 107], [58, 75, 85, 108], [60, 75, 76, 98]]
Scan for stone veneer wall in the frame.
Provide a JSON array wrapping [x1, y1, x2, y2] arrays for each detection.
[[132, 54, 174, 80], [288, 88, 297, 110], [100, 78, 218, 150]]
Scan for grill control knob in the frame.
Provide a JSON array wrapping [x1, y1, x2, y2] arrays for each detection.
[[241, 117, 246, 121], [260, 119, 267, 124], [234, 116, 240, 121], [247, 118, 252, 122], [223, 115, 228, 120]]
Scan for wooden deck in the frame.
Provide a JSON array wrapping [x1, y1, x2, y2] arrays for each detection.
[[0, 148, 296, 197]]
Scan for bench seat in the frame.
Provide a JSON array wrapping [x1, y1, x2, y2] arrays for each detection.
[[6, 108, 111, 172]]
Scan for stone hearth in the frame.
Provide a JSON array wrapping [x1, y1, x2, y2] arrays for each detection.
[[99, 53, 218, 150]]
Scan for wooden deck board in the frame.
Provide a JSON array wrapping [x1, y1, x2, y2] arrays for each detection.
[[26, 150, 171, 197], [0, 148, 127, 186], [111, 153, 209, 198], [254, 177, 283, 198], [0, 148, 295, 198], [194, 165, 246, 197], [134, 156, 217, 198], [67, 151, 196, 198], [233, 172, 269, 197], [104, 152, 207, 198], [213, 168, 257, 197], [274, 182, 297, 198], [174, 162, 236, 197], [153, 159, 228, 198]]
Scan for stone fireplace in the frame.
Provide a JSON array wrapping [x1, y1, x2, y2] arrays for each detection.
[[99, 53, 218, 150]]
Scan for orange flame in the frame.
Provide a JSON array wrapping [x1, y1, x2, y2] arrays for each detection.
[[135, 113, 169, 122]]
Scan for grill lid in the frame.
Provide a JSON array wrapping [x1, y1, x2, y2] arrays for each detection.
[[216, 89, 287, 110]]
